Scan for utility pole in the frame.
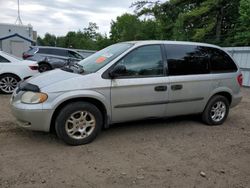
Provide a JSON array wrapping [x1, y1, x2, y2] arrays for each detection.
[[15, 0, 23, 25]]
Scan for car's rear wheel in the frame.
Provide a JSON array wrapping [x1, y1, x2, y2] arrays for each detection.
[[55, 102, 103, 145], [0, 74, 20, 94], [38, 63, 52, 72], [202, 95, 229, 125]]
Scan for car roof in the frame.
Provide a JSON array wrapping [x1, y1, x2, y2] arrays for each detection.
[[122, 40, 222, 49], [31, 46, 79, 51], [30, 46, 96, 54]]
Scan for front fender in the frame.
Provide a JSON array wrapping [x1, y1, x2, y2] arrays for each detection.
[[43, 90, 111, 118]]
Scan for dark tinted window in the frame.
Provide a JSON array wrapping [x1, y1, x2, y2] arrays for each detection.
[[38, 48, 49, 54], [0, 55, 10, 63], [117, 45, 163, 77], [68, 51, 83, 59], [165, 44, 210, 76], [208, 48, 237, 73], [38, 48, 67, 56]]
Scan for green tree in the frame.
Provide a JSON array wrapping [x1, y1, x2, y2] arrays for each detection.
[[36, 36, 44, 45], [41, 33, 57, 46], [234, 0, 250, 46], [110, 13, 141, 42], [173, 0, 240, 45], [83, 22, 99, 40], [132, 0, 182, 40], [133, 0, 241, 46]]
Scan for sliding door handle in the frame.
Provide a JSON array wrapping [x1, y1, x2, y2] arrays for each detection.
[[155, 86, 167, 92], [171, 84, 183, 90]]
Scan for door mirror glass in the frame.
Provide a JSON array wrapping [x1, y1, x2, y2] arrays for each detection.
[[109, 65, 127, 78]]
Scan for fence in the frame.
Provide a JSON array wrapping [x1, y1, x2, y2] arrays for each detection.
[[224, 47, 250, 87]]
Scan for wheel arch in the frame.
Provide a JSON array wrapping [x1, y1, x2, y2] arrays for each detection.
[[0, 73, 21, 81], [50, 97, 108, 133], [205, 89, 232, 111], [38, 61, 52, 68]]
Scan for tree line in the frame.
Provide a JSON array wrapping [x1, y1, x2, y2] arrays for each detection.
[[37, 0, 250, 50]]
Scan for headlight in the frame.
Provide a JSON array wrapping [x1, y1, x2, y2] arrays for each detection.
[[21, 91, 48, 104]]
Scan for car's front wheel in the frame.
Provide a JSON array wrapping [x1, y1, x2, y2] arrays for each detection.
[[0, 74, 20, 94], [55, 102, 103, 145], [38, 63, 52, 72], [202, 95, 229, 125]]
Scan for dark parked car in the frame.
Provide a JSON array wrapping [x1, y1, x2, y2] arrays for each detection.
[[75, 49, 96, 59], [23, 46, 94, 72]]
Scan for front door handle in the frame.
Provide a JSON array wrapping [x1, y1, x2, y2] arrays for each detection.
[[155, 86, 167, 92], [171, 84, 183, 90]]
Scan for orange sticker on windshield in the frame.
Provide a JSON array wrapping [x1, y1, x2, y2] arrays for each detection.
[[96, 56, 106, 63]]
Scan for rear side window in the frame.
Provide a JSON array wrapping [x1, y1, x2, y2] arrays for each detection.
[[0, 55, 10, 63], [27, 47, 38, 54], [38, 48, 67, 57], [208, 48, 237, 73], [165, 44, 210, 76]]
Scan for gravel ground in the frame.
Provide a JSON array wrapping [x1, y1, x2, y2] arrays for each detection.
[[0, 88, 250, 188]]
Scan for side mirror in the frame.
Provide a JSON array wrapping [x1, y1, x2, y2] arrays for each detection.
[[109, 65, 127, 78]]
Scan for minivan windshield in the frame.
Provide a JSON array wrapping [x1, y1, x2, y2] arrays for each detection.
[[78, 43, 133, 73]]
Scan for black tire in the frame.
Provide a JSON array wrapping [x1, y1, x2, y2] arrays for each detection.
[[202, 95, 229, 125], [38, 63, 52, 72], [55, 102, 103, 145], [0, 74, 20, 94]]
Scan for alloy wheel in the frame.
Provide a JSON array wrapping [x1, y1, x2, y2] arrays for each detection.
[[0, 76, 18, 93], [65, 111, 96, 140], [210, 101, 226, 122]]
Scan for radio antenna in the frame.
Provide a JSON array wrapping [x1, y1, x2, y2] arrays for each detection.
[[15, 0, 23, 25]]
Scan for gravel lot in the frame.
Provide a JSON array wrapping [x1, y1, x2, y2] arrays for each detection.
[[0, 88, 250, 188]]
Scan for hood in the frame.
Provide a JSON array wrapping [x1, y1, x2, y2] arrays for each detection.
[[28, 69, 81, 88]]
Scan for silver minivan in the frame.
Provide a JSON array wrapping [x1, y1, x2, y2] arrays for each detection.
[[11, 41, 242, 145]]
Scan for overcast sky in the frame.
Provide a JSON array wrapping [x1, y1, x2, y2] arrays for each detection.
[[0, 0, 154, 37]]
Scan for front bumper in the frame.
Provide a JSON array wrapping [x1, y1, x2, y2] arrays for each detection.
[[11, 102, 53, 132]]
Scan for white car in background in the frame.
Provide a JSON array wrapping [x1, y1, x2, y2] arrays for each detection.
[[0, 51, 39, 94]]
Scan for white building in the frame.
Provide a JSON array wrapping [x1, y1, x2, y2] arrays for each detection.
[[0, 23, 37, 57], [225, 47, 250, 87]]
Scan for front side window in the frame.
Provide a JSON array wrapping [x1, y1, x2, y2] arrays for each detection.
[[38, 48, 49, 54], [116, 45, 164, 77], [165, 44, 210, 76], [0, 55, 10, 63]]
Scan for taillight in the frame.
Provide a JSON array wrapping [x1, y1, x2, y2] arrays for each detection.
[[29, 65, 38, 70], [237, 74, 243, 86], [23, 54, 32, 59]]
